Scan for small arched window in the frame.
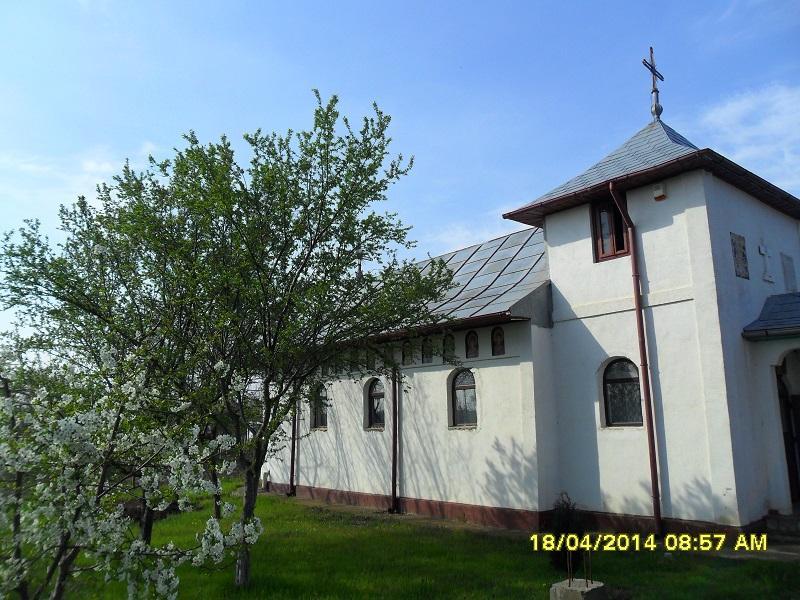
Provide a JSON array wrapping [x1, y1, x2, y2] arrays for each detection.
[[491, 327, 505, 356], [421, 337, 433, 364], [465, 330, 479, 358], [603, 359, 642, 426], [443, 334, 455, 360], [401, 340, 412, 366], [452, 369, 477, 426], [367, 379, 385, 429], [365, 348, 376, 371], [311, 386, 328, 429]]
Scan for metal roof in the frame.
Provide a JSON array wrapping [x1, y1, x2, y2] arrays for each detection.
[[516, 120, 698, 211], [743, 293, 800, 340], [416, 227, 548, 323], [504, 120, 800, 227]]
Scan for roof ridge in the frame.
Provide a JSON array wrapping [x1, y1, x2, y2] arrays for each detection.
[[513, 120, 700, 211], [657, 120, 698, 149]]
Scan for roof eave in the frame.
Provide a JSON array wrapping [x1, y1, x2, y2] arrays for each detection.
[[503, 149, 800, 227], [371, 311, 528, 343], [742, 326, 800, 341]]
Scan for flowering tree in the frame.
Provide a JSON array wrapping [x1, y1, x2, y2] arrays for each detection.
[[1, 92, 452, 588], [0, 349, 248, 600]]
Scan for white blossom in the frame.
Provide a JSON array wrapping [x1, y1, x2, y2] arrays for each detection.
[[0, 360, 243, 600]]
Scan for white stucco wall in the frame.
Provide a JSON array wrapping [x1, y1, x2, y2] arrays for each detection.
[[703, 173, 800, 522], [264, 321, 543, 512], [263, 167, 800, 529], [544, 170, 743, 525]]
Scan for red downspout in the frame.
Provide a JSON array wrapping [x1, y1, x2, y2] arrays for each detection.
[[288, 399, 298, 497], [609, 181, 663, 536], [390, 368, 399, 513]]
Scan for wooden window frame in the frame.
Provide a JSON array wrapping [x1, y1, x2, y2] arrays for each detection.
[[602, 359, 643, 427], [591, 198, 630, 262]]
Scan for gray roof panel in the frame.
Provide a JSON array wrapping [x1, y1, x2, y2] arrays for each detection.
[[456, 260, 485, 275], [417, 227, 549, 322], [515, 120, 698, 211], [743, 293, 800, 338]]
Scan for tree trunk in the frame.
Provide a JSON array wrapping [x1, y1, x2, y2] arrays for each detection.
[[50, 548, 79, 600], [233, 468, 259, 587], [140, 503, 154, 545], [210, 467, 222, 519]]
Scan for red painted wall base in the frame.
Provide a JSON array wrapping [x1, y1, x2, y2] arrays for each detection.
[[265, 482, 765, 535]]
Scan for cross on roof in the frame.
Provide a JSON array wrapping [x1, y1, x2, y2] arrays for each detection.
[[642, 46, 664, 120]]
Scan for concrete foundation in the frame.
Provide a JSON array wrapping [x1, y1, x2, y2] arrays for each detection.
[[549, 579, 606, 600]]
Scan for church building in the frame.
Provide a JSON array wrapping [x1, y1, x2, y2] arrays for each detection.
[[265, 72, 800, 533]]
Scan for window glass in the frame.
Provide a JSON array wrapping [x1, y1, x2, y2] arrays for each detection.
[[599, 208, 613, 255], [491, 327, 505, 356], [421, 338, 433, 363], [593, 199, 630, 261], [603, 359, 642, 426], [443, 334, 455, 360], [402, 341, 412, 366], [452, 369, 477, 426], [465, 331, 479, 359], [368, 379, 385, 428], [365, 349, 376, 371], [312, 386, 327, 429]]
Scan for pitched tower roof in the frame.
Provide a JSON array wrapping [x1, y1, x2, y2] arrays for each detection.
[[527, 121, 697, 207], [504, 120, 800, 226]]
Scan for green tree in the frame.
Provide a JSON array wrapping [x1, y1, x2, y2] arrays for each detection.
[[1, 92, 452, 588]]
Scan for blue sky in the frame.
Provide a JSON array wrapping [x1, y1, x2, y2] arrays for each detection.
[[1, 0, 798, 262]]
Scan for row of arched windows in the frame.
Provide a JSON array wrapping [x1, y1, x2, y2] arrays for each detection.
[[401, 327, 506, 365], [311, 357, 644, 431], [322, 329, 508, 376], [310, 369, 480, 430]]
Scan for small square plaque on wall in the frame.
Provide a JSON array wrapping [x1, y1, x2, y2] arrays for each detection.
[[730, 233, 749, 279]]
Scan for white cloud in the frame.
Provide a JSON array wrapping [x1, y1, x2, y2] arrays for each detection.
[[696, 84, 800, 194], [139, 141, 159, 157], [0, 144, 155, 228]]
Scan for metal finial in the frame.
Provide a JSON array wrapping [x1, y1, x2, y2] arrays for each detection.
[[642, 46, 664, 121]]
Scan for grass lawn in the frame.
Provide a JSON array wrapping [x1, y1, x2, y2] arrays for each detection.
[[78, 482, 800, 599]]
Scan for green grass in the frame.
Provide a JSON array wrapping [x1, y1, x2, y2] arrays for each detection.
[[78, 483, 800, 599]]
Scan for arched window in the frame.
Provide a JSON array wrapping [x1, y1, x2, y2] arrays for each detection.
[[452, 369, 477, 426], [443, 334, 455, 360], [365, 348, 376, 371], [465, 330, 479, 358], [311, 386, 328, 429], [491, 327, 505, 356], [367, 379, 385, 429], [401, 340, 412, 366], [421, 337, 433, 364], [603, 359, 642, 426]]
